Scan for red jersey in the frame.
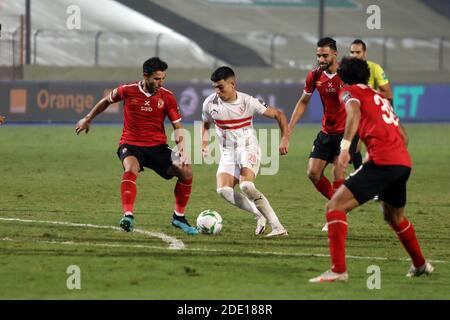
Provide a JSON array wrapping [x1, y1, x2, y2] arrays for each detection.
[[110, 81, 182, 147], [340, 84, 411, 168], [304, 67, 345, 134]]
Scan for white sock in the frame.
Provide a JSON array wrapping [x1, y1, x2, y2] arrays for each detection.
[[239, 181, 283, 229], [216, 187, 264, 220], [174, 211, 184, 217]]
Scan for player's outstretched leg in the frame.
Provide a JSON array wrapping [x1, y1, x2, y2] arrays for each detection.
[[239, 181, 287, 237], [217, 186, 266, 235], [383, 201, 434, 277], [119, 171, 137, 232], [171, 177, 198, 235], [171, 212, 198, 235], [390, 217, 434, 277]]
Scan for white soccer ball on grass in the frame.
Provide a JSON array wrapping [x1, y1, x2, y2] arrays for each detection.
[[196, 209, 223, 235]]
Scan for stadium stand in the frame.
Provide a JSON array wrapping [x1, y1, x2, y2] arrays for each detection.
[[115, 0, 269, 66], [0, 0, 221, 68], [134, 0, 450, 71], [1, 0, 449, 82], [420, 0, 450, 19]]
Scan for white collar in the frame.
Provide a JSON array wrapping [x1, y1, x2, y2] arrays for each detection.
[[323, 72, 336, 79], [138, 81, 153, 97]]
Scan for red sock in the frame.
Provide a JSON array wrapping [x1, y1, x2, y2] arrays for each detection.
[[121, 172, 137, 214], [391, 218, 426, 268], [174, 178, 192, 214], [326, 210, 348, 273], [332, 179, 345, 195], [314, 176, 333, 199]]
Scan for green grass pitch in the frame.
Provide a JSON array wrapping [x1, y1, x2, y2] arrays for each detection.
[[0, 123, 449, 299]]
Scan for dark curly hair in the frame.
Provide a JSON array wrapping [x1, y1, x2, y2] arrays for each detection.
[[337, 57, 370, 85]]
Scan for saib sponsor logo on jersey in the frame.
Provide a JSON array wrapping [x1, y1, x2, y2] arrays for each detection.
[[141, 100, 152, 112], [326, 82, 337, 93]]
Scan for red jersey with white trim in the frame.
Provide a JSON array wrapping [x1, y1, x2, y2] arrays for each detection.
[[110, 81, 182, 147], [304, 67, 345, 134], [202, 91, 267, 150], [339, 84, 411, 167]]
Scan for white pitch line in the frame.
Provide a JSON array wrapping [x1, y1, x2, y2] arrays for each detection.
[[185, 247, 449, 264], [0, 217, 448, 264], [0, 217, 185, 250], [0, 237, 177, 251], [1, 236, 448, 264]]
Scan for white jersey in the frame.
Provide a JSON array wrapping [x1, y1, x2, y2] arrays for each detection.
[[202, 91, 268, 150]]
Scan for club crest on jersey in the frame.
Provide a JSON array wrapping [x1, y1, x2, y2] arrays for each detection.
[[157, 98, 164, 109]]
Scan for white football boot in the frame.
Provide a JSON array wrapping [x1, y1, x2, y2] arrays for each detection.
[[406, 261, 434, 277], [265, 226, 288, 237], [309, 269, 349, 283], [255, 215, 267, 235]]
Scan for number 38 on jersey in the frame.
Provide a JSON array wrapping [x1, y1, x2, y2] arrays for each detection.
[[374, 94, 399, 126]]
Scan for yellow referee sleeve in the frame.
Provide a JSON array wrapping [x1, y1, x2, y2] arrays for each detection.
[[368, 60, 389, 90]]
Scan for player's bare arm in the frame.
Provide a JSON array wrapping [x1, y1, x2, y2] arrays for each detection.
[[0, 115, 5, 125], [398, 122, 409, 147], [201, 121, 211, 156], [172, 121, 188, 164], [379, 82, 394, 105], [288, 93, 311, 136], [339, 100, 361, 169], [75, 89, 118, 135], [263, 106, 289, 155]]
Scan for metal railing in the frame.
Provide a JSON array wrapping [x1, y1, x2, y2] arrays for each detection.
[[248, 32, 450, 71], [1, 29, 220, 68], [1, 30, 449, 71]]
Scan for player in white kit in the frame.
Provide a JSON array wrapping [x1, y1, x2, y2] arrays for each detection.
[[201, 66, 289, 237]]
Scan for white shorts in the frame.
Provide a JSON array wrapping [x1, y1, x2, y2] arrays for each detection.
[[217, 146, 261, 179]]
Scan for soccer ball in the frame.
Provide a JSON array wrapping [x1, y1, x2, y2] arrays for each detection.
[[197, 209, 222, 235]]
